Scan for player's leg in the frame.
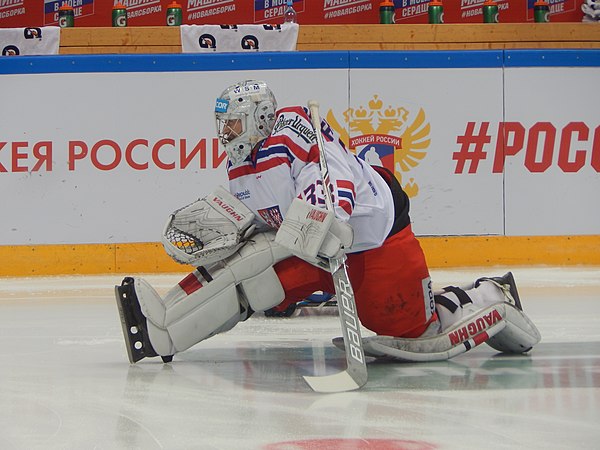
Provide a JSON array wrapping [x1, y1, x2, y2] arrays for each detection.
[[272, 255, 335, 312], [351, 271, 540, 361], [331, 226, 540, 361], [348, 225, 436, 338], [272, 225, 433, 334], [115, 232, 289, 363]]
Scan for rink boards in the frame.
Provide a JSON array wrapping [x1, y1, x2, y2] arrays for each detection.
[[0, 49, 598, 274]]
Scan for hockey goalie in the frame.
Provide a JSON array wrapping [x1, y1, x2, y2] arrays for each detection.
[[114, 80, 540, 366]]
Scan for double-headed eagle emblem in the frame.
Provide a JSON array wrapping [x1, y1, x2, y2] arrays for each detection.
[[327, 94, 430, 198]]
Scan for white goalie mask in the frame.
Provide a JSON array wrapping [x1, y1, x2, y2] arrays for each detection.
[[215, 80, 277, 167]]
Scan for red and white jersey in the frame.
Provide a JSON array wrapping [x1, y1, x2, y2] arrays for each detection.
[[227, 106, 394, 253]]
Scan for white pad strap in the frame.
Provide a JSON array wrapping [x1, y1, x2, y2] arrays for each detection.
[[162, 185, 256, 266], [275, 198, 353, 263]]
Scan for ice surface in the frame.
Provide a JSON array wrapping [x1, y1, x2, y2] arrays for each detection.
[[0, 267, 598, 449]]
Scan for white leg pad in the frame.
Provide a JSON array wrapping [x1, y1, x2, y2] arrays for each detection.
[[332, 304, 509, 362], [132, 275, 247, 354], [132, 232, 290, 355], [135, 277, 167, 327], [339, 273, 541, 361], [239, 266, 285, 312], [147, 322, 176, 356], [436, 281, 505, 332], [435, 274, 541, 355], [167, 283, 243, 352], [486, 304, 541, 353], [133, 277, 174, 356]]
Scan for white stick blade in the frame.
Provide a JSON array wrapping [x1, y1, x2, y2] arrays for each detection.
[[303, 371, 363, 393]]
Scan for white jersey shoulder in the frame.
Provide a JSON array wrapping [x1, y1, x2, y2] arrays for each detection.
[[228, 106, 395, 252]]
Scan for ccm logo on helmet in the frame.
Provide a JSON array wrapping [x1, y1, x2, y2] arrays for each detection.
[[215, 98, 229, 113]]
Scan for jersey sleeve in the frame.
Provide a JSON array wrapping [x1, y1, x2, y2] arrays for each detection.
[[270, 106, 357, 222], [293, 117, 356, 222]]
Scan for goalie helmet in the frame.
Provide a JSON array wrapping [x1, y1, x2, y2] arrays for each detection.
[[215, 80, 277, 166]]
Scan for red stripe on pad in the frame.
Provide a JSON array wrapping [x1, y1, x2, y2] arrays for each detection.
[[179, 273, 203, 295], [472, 331, 490, 346]]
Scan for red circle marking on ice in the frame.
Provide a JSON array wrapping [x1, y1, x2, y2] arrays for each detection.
[[263, 439, 437, 450]]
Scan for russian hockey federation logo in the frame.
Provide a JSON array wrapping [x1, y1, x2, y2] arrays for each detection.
[[328, 94, 430, 198]]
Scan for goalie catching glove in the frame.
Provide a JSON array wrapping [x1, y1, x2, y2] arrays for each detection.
[[162, 186, 256, 267], [275, 198, 353, 269]]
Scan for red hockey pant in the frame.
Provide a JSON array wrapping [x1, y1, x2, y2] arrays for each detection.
[[274, 225, 435, 338]]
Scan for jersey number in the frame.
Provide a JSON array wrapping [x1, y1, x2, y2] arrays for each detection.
[[303, 180, 335, 207]]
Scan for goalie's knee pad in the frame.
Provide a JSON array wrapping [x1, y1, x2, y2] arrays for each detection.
[[223, 232, 288, 312]]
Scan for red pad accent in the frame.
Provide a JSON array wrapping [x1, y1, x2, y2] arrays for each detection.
[[473, 331, 490, 346], [179, 273, 203, 295]]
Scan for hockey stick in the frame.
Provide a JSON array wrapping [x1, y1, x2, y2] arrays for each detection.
[[303, 100, 368, 393]]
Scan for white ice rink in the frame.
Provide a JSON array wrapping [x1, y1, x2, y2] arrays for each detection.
[[0, 267, 599, 450]]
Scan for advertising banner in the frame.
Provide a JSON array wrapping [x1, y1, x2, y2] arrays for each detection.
[[346, 66, 505, 236], [503, 64, 600, 235], [180, 23, 298, 53], [0, 0, 583, 28], [0, 57, 349, 245], [0, 51, 598, 246], [0, 26, 59, 56]]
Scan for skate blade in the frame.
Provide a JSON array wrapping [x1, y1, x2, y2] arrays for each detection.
[[114, 284, 148, 364]]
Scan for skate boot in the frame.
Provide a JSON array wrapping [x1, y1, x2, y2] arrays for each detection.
[[264, 303, 297, 317], [474, 272, 541, 353], [115, 277, 173, 363], [475, 271, 522, 310]]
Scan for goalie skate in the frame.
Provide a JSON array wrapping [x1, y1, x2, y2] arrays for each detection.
[[475, 272, 541, 353], [114, 277, 173, 364], [264, 293, 337, 317]]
